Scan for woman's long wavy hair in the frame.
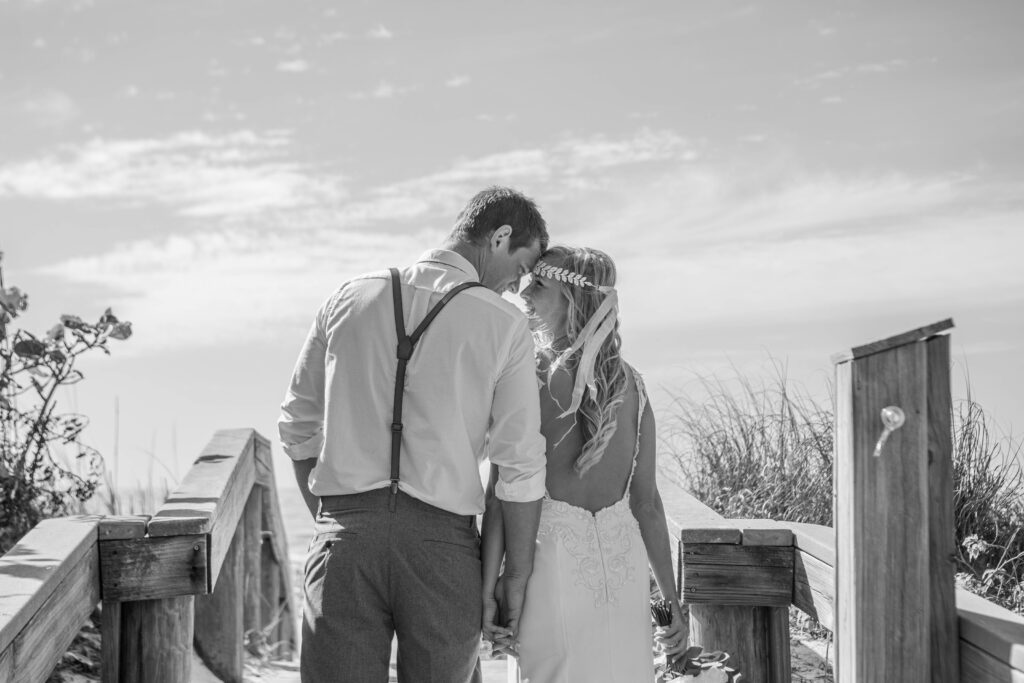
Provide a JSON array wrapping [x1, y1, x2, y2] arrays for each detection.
[[535, 246, 628, 477]]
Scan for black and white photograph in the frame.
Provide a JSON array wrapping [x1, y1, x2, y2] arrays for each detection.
[[2, 2, 1023, 682]]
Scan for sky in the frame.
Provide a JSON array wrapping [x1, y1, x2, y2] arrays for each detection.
[[1, 0, 1023, 490]]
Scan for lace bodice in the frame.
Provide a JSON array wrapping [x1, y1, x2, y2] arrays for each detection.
[[537, 365, 649, 607]]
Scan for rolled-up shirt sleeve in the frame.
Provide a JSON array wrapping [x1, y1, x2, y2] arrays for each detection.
[[278, 304, 329, 461], [488, 317, 547, 502]]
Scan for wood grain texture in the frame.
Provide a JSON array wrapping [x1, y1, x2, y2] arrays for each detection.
[[243, 487, 263, 656], [254, 434, 297, 654], [959, 639, 1024, 683], [683, 544, 793, 606], [793, 549, 835, 631], [101, 600, 121, 683], [834, 358, 855, 682], [100, 535, 208, 601], [119, 596, 194, 683], [733, 518, 794, 547], [98, 516, 150, 540], [836, 342, 931, 683], [2, 536, 100, 682], [689, 604, 771, 683], [831, 318, 954, 363], [928, 334, 959, 683], [147, 428, 256, 585], [660, 479, 743, 545], [789, 522, 835, 566], [0, 517, 98, 652], [767, 605, 792, 683], [194, 522, 244, 683], [259, 541, 282, 651], [957, 589, 1024, 672]]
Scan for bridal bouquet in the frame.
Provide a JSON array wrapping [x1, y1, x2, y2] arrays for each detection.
[[651, 599, 742, 682]]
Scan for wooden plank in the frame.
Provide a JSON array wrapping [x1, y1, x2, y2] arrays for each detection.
[[195, 522, 244, 683], [260, 539, 282, 652], [834, 357, 855, 679], [6, 536, 100, 682], [793, 549, 835, 631], [101, 600, 121, 683], [98, 515, 150, 540], [959, 639, 1024, 683], [254, 434, 297, 656], [789, 522, 835, 567], [660, 479, 743, 544], [243, 488, 263, 656], [957, 589, 1024, 672], [831, 318, 954, 364], [767, 605, 792, 683], [690, 604, 772, 683], [0, 517, 98, 652], [733, 518, 794, 547], [928, 334, 959, 683], [120, 596, 194, 683], [683, 544, 793, 606], [836, 341, 931, 682], [147, 428, 256, 585], [100, 535, 208, 601], [0, 641, 11, 682]]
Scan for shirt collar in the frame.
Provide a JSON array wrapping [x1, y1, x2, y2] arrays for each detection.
[[416, 249, 480, 282]]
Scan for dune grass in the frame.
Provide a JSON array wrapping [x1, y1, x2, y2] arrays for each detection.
[[662, 366, 1024, 616]]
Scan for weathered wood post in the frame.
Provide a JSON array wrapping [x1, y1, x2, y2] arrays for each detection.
[[833, 320, 958, 682], [243, 487, 264, 655], [194, 522, 245, 683]]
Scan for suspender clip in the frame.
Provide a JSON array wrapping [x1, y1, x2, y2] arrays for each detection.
[[397, 338, 414, 361], [390, 480, 399, 495], [391, 423, 403, 433]]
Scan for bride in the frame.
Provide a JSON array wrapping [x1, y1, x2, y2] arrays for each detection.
[[482, 246, 688, 682]]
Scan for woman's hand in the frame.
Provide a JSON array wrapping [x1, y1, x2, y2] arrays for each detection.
[[654, 601, 689, 660], [482, 576, 516, 656]]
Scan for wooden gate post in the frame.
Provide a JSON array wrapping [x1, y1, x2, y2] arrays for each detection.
[[243, 487, 263, 656], [833, 320, 958, 683], [116, 596, 194, 683], [194, 522, 244, 683]]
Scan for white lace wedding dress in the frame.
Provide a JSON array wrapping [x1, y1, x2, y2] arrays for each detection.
[[511, 369, 654, 683]]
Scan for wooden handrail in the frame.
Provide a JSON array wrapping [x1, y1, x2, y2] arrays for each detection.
[[661, 477, 1024, 682], [0, 428, 297, 683]]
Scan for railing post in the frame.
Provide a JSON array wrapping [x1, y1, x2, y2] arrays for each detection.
[[833, 320, 958, 682], [194, 522, 245, 683], [243, 487, 263, 656], [118, 596, 194, 682]]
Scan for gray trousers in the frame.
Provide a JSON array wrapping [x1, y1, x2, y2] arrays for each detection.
[[301, 488, 483, 682]]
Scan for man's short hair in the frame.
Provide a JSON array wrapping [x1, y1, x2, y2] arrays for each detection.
[[449, 186, 548, 252]]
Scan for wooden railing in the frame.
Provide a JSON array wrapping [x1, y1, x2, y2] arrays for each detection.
[[661, 320, 1024, 682], [662, 483, 1024, 682], [0, 428, 296, 683]]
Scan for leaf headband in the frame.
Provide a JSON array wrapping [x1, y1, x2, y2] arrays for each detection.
[[532, 259, 619, 418], [532, 261, 615, 293]]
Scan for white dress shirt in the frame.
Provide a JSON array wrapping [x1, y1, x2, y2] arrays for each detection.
[[278, 249, 547, 516]]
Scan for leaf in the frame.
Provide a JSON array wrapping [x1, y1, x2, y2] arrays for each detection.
[[46, 323, 65, 341], [13, 338, 46, 358], [47, 348, 66, 364], [109, 321, 132, 340], [0, 396, 10, 410], [98, 307, 119, 325], [60, 314, 88, 331]]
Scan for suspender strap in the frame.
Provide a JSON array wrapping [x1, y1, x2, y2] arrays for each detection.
[[388, 268, 484, 496]]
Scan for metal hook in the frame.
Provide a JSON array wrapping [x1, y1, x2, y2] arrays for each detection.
[[873, 406, 906, 458]]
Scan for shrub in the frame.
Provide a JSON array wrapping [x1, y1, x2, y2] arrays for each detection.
[[0, 251, 132, 554], [663, 364, 1024, 615]]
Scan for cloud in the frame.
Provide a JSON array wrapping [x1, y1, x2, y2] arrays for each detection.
[[798, 60, 910, 87], [17, 89, 80, 128], [367, 24, 393, 40], [29, 127, 1024, 361], [821, 95, 844, 105], [350, 81, 417, 100], [276, 59, 310, 73], [0, 129, 346, 217], [445, 75, 471, 88]]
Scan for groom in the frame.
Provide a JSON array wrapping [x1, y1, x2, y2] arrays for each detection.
[[279, 186, 548, 682]]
